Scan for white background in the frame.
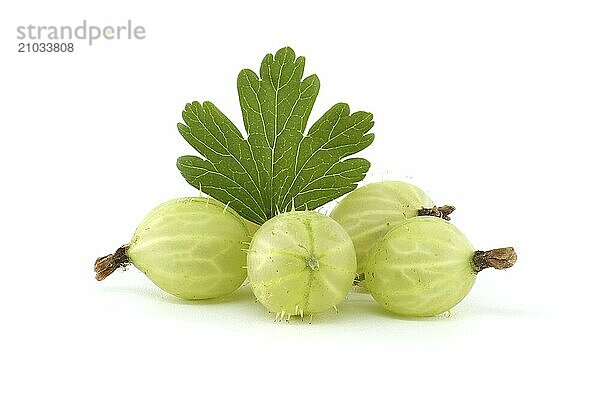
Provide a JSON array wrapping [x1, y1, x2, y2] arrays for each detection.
[[1, 1, 599, 398]]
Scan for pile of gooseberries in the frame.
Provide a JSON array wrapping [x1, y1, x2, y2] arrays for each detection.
[[95, 181, 516, 321]]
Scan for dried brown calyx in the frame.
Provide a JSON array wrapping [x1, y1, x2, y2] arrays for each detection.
[[94, 245, 130, 281], [472, 247, 517, 273], [418, 205, 456, 221]]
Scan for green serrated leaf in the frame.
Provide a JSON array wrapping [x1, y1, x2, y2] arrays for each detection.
[[177, 47, 375, 224]]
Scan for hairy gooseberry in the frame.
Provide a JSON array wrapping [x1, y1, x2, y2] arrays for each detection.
[[94, 197, 250, 300], [365, 216, 516, 317], [247, 211, 356, 320], [330, 181, 454, 276]]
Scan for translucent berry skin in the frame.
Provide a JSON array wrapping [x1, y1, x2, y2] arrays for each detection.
[[127, 197, 249, 300], [365, 217, 476, 317], [247, 211, 357, 317], [330, 181, 434, 275]]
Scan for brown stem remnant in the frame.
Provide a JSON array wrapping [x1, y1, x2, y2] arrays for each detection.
[[94, 245, 130, 281], [353, 272, 366, 285], [418, 205, 456, 221], [472, 247, 517, 273]]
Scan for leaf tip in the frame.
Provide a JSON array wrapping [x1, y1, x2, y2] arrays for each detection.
[[275, 46, 297, 62]]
